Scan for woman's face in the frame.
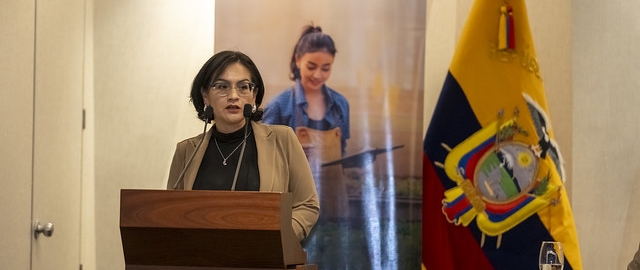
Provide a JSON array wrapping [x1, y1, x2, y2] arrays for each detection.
[[202, 62, 256, 133], [296, 50, 334, 92]]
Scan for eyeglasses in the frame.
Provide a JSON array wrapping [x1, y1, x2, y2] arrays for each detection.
[[210, 81, 255, 97]]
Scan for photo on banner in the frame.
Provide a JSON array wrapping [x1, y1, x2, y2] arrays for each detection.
[[215, 1, 426, 269]]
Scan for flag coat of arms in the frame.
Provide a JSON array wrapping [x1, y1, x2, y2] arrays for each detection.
[[422, 0, 583, 269]]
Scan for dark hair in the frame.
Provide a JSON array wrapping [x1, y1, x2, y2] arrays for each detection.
[[289, 25, 337, 81], [190, 50, 265, 122]]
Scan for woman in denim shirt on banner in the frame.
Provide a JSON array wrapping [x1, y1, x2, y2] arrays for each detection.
[[263, 24, 350, 158], [264, 24, 352, 267], [264, 24, 350, 223]]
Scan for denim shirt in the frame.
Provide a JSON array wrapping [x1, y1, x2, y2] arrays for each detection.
[[263, 80, 350, 156]]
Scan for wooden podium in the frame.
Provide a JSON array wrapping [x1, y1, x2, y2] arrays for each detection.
[[119, 189, 318, 270]]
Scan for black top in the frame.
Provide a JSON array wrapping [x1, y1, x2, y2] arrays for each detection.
[[193, 123, 260, 191]]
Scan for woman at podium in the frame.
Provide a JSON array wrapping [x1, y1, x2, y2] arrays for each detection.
[[166, 50, 319, 241]]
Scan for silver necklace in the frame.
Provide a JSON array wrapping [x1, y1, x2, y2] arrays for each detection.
[[213, 131, 251, 166]]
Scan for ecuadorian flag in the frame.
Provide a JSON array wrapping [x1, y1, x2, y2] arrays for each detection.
[[422, 0, 583, 269]]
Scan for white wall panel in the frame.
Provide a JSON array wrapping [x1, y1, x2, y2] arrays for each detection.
[[92, 1, 214, 269]]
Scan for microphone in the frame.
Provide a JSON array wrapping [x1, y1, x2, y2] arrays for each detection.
[[172, 106, 213, 189], [230, 104, 253, 191], [203, 105, 213, 123], [242, 103, 253, 119]]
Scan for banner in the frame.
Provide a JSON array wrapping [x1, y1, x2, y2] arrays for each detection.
[[215, 1, 426, 269], [422, 0, 582, 269]]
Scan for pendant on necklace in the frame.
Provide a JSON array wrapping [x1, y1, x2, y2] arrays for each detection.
[[214, 130, 251, 167]]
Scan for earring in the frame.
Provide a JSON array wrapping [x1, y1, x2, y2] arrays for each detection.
[[252, 104, 257, 113]]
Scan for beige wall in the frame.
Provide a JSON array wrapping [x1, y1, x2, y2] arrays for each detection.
[[572, 1, 640, 269], [91, 1, 214, 269], [82, 0, 96, 268]]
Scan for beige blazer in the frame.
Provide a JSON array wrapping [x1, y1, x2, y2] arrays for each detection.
[[167, 121, 319, 241], [630, 242, 640, 270]]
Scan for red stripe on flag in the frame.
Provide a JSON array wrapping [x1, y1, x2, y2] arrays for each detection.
[[422, 153, 494, 270], [464, 142, 494, 182]]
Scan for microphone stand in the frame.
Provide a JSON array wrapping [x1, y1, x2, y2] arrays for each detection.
[[230, 104, 252, 191], [172, 106, 213, 189]]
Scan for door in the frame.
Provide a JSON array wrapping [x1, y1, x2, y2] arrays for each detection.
[[31, 0, 85, 269], [0, 0, 36, 267]]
